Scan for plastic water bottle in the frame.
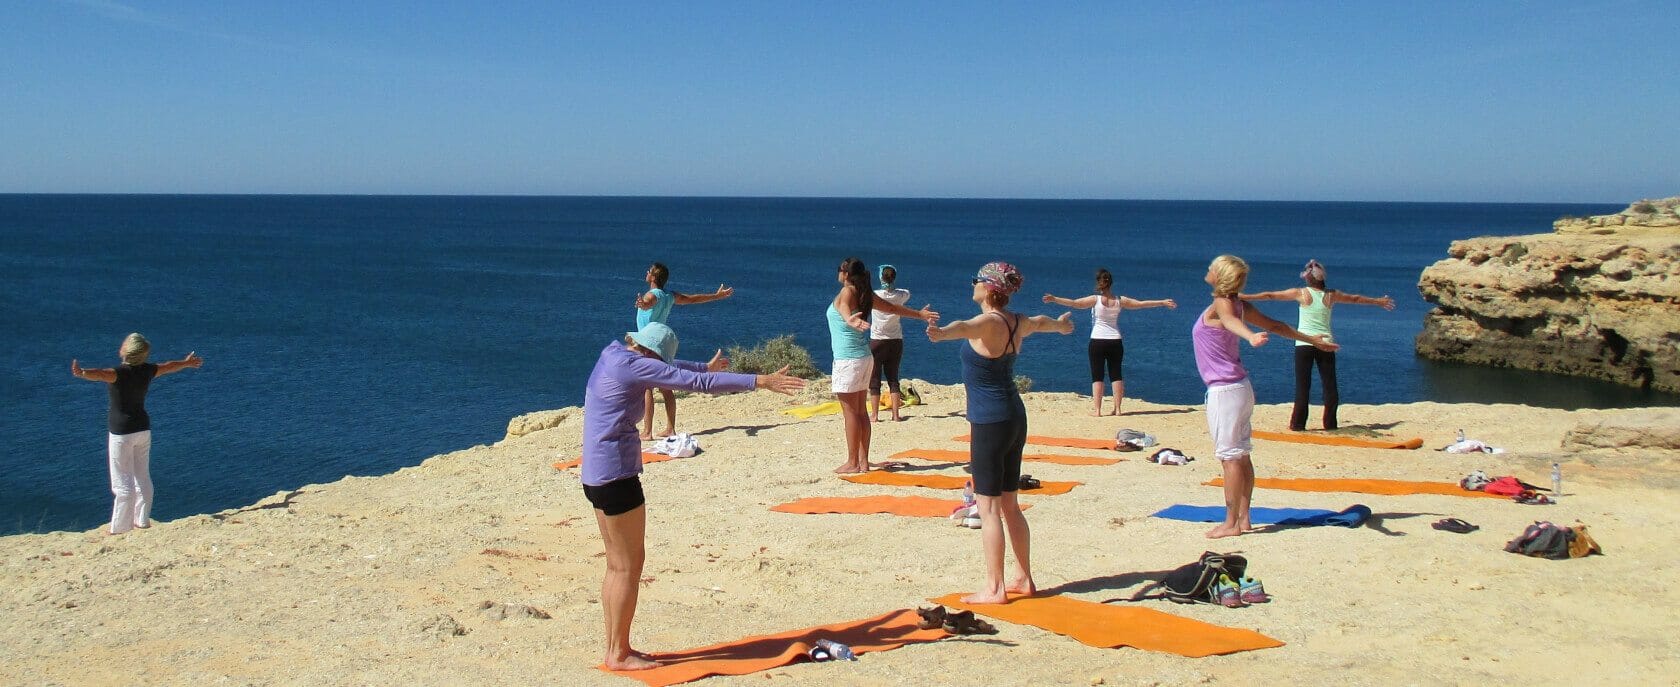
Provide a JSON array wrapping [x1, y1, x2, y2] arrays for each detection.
[[814, 639, 856, 661], [1456, 429, 1466, 443], [962, 480, 975, 505], [1551, 463, 1562, 499]]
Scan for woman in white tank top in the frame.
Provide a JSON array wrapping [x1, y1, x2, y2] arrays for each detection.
[[1043, 268, 1176, 416]]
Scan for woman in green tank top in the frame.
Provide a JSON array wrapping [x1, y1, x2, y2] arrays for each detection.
[[1241, 259, 1395, 431]]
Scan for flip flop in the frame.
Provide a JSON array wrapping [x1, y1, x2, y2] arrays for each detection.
[[1431, 518, 1479, 533], [874, 461, 912, 470], [1018, 475, 1041, 490]]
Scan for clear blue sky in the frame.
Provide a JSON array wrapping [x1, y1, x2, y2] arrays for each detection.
[[4, 1, 1676, 201]]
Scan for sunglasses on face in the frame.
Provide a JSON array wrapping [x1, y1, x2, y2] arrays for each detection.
[[971, 277, 984, 285]]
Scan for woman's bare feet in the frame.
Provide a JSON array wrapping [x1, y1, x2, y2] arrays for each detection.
[[656, 428, 676, 439], [833, 462, 865, 474], [1005, 576, 1036, 596], [638, 431, 654, 441], [960, 588, 1008, 604], [605, 653, 661, 671], [1205, 524, 1243, 539]]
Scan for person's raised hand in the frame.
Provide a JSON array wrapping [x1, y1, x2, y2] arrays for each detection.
[[707, 349, 728, 372], [847, 314, 870, 332], [919, 304, 939, 325], [1312, 335, 1340, 352], [1164, 298, 1178, 309], [1041, 293, 1054, 303], [71, 359, 82, 377], [185, 351, 203, 368], [1057, 311, 1075, 333], [1248, 332, 1270, 348], [716, 284, 734, 298], [1378, 295, 1395, 311]]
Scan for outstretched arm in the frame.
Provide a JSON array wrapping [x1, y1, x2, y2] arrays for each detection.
[[1210, 298, 1267, 347], [70, 360, 116, 383], [1119, 296, 1176, 310], [1023, 311, 1076, 337], [1041, 294, 1098, 309], [926, 315, 988, 343], [1241, 306, 1338, 351], [1330, 291, 1396, 311], [674, 284, 734, 305], [873, 298, 939, 324], [156, 351, 204, 377], [1239, 288, 1300, 303], [635, 291, 657, 310]]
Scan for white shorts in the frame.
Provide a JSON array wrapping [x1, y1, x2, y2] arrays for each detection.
[[1205, 379, 1254, 461], [831, 357, 872, 394]]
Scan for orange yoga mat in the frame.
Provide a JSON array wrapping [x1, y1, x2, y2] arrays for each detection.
[[891, 448, 1121, 466], [1251, 430, 1423, 450], [929, 593, 1283, 657], [772, 495, 971, 517], [953, 434, 1114, 450], [603, 608, 946, 687], [552, 452, 670, 470], [1207, 477, 1509, 499], [842, 471, 1082, 495]]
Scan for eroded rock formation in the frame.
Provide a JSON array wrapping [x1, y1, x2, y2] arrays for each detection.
[[1416, 197, 1680, 393]]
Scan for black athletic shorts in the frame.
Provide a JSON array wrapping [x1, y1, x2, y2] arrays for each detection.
[[969, 414, 1028, 496], [583, 475, 646, 516], [1088, 338, 1124, 383]]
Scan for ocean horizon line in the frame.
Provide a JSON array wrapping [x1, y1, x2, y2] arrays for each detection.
[[0, 192, 1630, 206]]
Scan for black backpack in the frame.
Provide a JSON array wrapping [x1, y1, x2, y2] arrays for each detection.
[[1108, 551, 1248, 604]]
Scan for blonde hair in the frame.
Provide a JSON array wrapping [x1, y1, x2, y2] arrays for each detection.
[[1208, 255, 1249, 297], [120, 333, 150, 365]]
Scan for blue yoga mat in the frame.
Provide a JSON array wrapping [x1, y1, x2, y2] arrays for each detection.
[[1151, 504, 1372, 527]]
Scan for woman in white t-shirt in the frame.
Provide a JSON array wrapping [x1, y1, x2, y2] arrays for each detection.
[[1043, 268, 1176, 416], [869, 264, 914, 422]]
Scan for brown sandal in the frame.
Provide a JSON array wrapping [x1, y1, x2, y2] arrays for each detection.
[[943, 609, 998, 635], [915, 605, 947, 630]]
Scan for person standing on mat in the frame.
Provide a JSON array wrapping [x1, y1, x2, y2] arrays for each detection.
[[69, 333, 204, 535], [581, 322, 804, 671], [869, 264, 914, 422], [829, 257, 937, 474], [1240, 259, 1394, 431], [1193, 255, 1336, 539], [1042, 267, 1176, 416], [635, 261, 734, 440], [926, 262, 1073, 603]]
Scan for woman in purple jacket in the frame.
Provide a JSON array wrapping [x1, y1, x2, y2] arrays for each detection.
[[580, 322, 804, 671]]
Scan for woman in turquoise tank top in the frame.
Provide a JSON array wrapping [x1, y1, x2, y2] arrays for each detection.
[[1242, 259, 1395, 431], [829, 257, 938, 475]]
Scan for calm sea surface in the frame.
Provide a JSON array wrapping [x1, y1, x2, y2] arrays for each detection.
[[3, 195, 1671, 534]]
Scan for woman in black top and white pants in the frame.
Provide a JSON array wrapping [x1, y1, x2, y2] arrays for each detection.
[[71, 333, 203, 534]]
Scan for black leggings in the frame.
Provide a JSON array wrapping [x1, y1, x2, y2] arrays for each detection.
[[870, 339, 905, 395], [1292, 346, 1339, 430], [969, 413, 1028, 496], [1088, 338, 1124, 383]]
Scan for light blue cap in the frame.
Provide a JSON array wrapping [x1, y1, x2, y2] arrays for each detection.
[[627, 322, 679, 362]]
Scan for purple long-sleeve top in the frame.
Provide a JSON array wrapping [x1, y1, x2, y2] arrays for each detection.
[[581, 341, 757, 486]]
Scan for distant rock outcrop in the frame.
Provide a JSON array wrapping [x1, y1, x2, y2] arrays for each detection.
[[1415, 197, 1680, 393]]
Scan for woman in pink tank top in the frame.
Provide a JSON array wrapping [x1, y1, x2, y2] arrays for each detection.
[[1193, 255, 1337, 540]]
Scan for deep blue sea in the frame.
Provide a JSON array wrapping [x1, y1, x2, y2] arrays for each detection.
[[4, 195, 1674, 534]]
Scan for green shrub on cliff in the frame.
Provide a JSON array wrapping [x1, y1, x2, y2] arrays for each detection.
[[727, 335, 822, 379]]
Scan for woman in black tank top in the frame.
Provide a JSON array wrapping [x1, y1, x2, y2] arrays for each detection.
[[71, 333, 204, 535]]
